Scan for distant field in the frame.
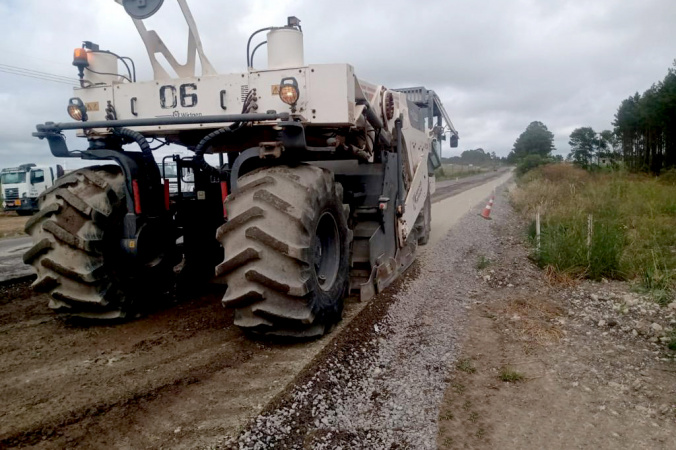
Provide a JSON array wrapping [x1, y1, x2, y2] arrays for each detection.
[[435, 164, 493, 181], [0, 212, 28, 239]]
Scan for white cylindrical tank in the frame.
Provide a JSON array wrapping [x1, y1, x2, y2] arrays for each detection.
[[85, 51, 124, 85], [267, 28, 304, 69]]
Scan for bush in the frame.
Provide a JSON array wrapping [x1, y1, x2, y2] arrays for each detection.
[[658, 168, 676, 186], [516, 155, 550, 177]]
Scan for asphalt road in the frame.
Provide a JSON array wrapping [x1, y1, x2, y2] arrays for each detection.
[[432, 168, 510, 203]]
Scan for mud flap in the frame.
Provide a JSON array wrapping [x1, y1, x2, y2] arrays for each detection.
[[359, 239, 417, 301]]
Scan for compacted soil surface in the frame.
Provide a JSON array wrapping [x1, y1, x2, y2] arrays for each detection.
[[435, 191, 676, 449], [0, 172, 507, 449], [222, 184, 675, 449], [2, 173, 673, 449], [0, 212, 28, 239]]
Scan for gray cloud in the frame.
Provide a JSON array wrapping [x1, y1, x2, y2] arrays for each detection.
[[0, 0, 674, 168]]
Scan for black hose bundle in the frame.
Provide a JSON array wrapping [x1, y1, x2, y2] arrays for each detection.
[[192, 89, 257, 177]]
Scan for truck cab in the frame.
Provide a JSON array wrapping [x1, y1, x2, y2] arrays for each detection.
[[1, 164, 63, 215]]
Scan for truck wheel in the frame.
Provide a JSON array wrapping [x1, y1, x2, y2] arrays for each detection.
[[23, 165, 172, 319], [415, 192, 431, 245], [216, 165, 351, 337]]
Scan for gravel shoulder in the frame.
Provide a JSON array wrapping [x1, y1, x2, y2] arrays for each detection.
[[221, 182, 514, 449], [437, 186, 676, 449]]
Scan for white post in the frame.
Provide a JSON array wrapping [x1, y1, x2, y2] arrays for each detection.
[[587, 213, 593, 263], [536, 207, 541, 253]]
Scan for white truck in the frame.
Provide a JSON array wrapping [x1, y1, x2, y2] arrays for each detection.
[[25, 0, 459, 337], [1, 164, 64, 215]]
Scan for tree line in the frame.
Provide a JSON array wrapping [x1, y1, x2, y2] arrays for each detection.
[[569, 62, 676, 173], [614, 62, 676, 173]]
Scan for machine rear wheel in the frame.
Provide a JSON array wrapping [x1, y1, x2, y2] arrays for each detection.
[[216, 165, 351, 337], [23, 165, 174, 319]]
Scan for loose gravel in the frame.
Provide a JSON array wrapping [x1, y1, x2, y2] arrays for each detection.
[[222, 187, 508, 449]]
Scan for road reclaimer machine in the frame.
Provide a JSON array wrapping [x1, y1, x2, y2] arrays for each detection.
[[25, 0, 459, 337]]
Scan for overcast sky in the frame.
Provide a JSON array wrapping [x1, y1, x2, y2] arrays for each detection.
[[0, 0, 675, 168]]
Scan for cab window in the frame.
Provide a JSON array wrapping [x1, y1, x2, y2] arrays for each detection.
[[31, 170, 45, 184]]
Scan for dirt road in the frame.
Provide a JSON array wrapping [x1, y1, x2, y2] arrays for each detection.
[[0, 171, 512, 449], [0, 236, 33, 283]]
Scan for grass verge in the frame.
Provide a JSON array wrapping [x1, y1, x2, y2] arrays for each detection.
[[512, 164, 676, 302]]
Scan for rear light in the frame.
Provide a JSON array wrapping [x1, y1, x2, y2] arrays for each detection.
[[220, 181, 228, 218], [132, 180, 142, 214]]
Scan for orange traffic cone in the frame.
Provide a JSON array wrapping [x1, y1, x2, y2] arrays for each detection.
[[480, 196, 494, 220]]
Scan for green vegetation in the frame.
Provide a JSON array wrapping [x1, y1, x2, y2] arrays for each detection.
[[456, 358, 477, 374], [614, 62, 676, 174], [442, 147, 502, 166], [568, 127, 618, 170], [513, 164, 676, 300], [506, 121, 564, 176], [440, 410, 454, 420], [499, 367, 524, 382], [515, 154, 562, 177], [475, 256, 491, 271], [451, 383, 465, 394], [434, 164, 484, 181], [668, 334, 676, 351], [508, 121, 556, 162], [567, 62, 676, 174]]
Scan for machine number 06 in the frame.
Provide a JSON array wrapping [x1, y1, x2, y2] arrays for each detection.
[[160, 83, 198, 108]]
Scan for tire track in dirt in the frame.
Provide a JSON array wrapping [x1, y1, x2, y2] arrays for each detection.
[[0, 172, 511, 449]]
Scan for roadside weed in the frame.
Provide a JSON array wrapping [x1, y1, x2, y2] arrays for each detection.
[[499, 367, 524, 382], [456, 359, 476, 374], [452, 383, 465, 394], [440, 410, 454, 420], [476, 255, 491, 270]]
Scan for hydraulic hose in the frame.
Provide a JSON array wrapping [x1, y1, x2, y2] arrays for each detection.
[[114, 127, 151, 155], [192, 90, 256, 177]]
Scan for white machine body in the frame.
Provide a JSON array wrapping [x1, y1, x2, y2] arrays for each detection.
[[267, 28, 304, 70], [72, 0, 458, 245]]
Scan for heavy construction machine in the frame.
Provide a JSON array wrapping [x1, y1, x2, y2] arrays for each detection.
[[25, 0, 459, 336]]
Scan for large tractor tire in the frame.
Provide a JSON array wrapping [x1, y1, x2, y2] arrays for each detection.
[[216, 165, 351, 337], [23, 165, 171, 319], [415, 191, 431, 245]]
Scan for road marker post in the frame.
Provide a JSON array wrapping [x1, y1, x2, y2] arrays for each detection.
[[536, 207, 541, 253], [587, 213, 593, 263]]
